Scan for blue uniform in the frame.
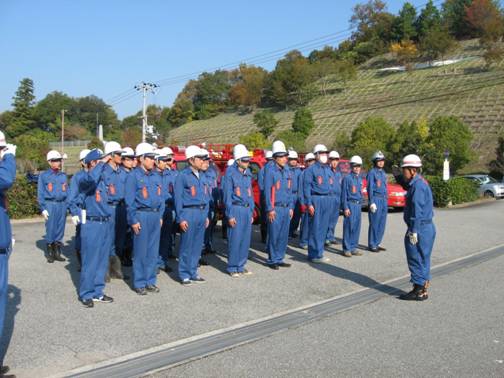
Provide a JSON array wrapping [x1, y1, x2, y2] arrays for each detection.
[[288, 166, 302, 237], [125, 167, 165, 289], [158, 167, 178, 267], [0, 153, 15, 364], [223, 163, 254, 273], [298, 170, 309, 248], [326, 168, 342, 243], [264, 163, 293, 265], [367, 167, 388, 249], [103, 163, 127, 257], [341, 172, 363, 253], [174, 167, 209, 281], [303, 161, 332, 260], [120, 166, 134, 255], [404, 174, 436, 286], [73, 163, 112, 301], [258, 161, 273, 243], [37, 169, 68, 244], [203, 166, 218, 252], [68, 169, 87, 252]]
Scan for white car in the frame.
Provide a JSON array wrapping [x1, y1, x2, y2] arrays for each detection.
[[463, 175, 504, 199]]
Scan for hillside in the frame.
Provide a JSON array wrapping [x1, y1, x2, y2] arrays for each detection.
[[168, 40, 504, 171]]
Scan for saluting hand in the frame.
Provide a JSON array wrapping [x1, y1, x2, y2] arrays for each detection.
[[132, 223, 141, 235], [180, 221, 189, 232]]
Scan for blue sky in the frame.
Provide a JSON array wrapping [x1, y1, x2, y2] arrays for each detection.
[[0, 0, 430, 119]]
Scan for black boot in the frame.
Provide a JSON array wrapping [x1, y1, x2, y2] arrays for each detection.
[[54, 242, 66, 262], [121, 248, 133, 267], [109, 255, 125, 279], [76, 250, 82, 272], [399, 284, 428, 301], [46, 243, 55, 263]]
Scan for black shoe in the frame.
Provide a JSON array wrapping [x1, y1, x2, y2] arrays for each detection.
[[163, 264, 173, 273], [278, 262, 291, 268], [181, 279, 192, 286], [81, 298, 94, 308], [330, 240, 338, 245], [46, 243, 55, 263], [167, 254, 177, 260], [199, 258, 209, 266], [268, 264, 279, 270], [369, 247, 380, 253], [54, 242, 66, 262], [146, 285, 160, 293], [135, 288, 147, 296], [93, 295, 114, 303], [378, 246, 387, 251], [192, 277, 206, 284], [399, 285, 428, 301]]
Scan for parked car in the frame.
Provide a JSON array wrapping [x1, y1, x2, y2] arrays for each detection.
[[462, 175, 504, 199]]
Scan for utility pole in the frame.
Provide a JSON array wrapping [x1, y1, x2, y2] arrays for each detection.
[[61, 109, 66, 170], [134, 82, 158, 142]]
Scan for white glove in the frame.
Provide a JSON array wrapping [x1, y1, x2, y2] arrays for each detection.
[[71, 215, 80, 226], [1, 143, 16, 158], [369, 203, 377, 213], [42, 210, 49, 220], [408, 232, 418, 245]]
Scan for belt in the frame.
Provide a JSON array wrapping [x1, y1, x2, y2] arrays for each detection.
[[86, 216, 110, 222], [274, 202, 290, 207], [108, 200, 124, 206], [348, 200, 361, 204], [45, 199, 66, 203], [232, 202, 250, 207], [137, 207, 159, 212], [0, 248, 8, 255], [312, 193, 328, 196], [183, 204, 206, 210], [420, 219, 432, 225]]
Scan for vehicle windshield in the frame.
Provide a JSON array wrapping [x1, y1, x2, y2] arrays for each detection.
[[480, 176, 498, 184]]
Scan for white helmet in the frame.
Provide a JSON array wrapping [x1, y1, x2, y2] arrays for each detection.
[[161, 146, 173, 156], [200, 148, 210, 159], [350, 155, 363, 166], [79, 149, 91, 161], [265, 150, 273, 160], [272, 140, 288, 156], [401, 154, 422, 168], [288, 150, 299, 160], [47, 150, 63, 161], [233, 144, 250, 161], [185, 145, 202, 160], [154, 148, 167, 160], [313, 144, 329, 154], [372, 150, 385, 161], [227, 159, 235, 167], [329, 151, 340, 160], [135, 142, 155, 157], [121, 147, 135, 158], [0, 131, 6, 147], [104, 141, 123, 155], [305, 152, 315, 162]]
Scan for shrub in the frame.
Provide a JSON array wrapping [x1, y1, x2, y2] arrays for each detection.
[[6, 175, 40, 219], [426, 176, 479, 207]]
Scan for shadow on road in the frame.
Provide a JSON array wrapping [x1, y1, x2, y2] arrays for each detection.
[[0, 285, 21, 366]]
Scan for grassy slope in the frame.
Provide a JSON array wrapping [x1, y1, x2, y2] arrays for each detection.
[[169, 40, 504, 171]]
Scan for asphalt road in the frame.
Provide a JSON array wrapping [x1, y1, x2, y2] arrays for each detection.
[[1, 200, 503, 377]]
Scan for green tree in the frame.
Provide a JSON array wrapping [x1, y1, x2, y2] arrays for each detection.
[[488, 135, 504, 179], [34, 91, 75, 133], [14, 129, 52, 170], [392, 2, 418, 41], [420, 26, 457, 64], [7, 78, 36, 137], [415, 0, 442, 39], [442, 0, 477, 38], [239, 132, 269, 149], [423, 116, 473, 175], [253, 110, 278, 138], [229, 64, 268, 108], [330, 130, 352, 158], [310, 59, 357, 95], [349, 117, 396, 167], [276, 130, 306, 152], [390, 119, 430, 164], [87, 136, 104, 150], [291, 107, 315, 136], [193, 70, 230, 119]]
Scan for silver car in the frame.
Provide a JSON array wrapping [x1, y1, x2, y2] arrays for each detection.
[[463, 175, 504, 199]]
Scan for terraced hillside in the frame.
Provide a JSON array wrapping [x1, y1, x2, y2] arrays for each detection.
[[169, 40, 504, 171]]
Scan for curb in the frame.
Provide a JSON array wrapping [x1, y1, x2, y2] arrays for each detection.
[[444, 198, 496, 209], [11, 216, 73, 225]]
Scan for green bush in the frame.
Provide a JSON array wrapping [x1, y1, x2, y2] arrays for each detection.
[[6, 175, 40, 219], [427, 176, 479, 207]]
